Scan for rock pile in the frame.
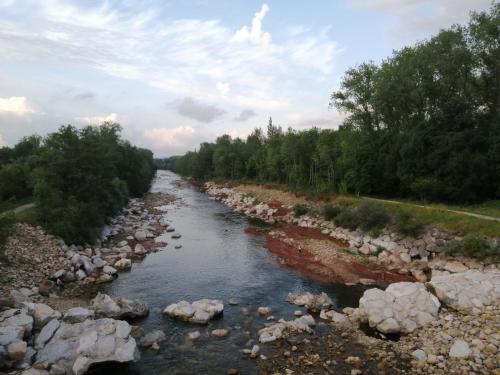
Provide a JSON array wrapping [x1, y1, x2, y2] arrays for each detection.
[[0, 298, 139, 374], [258, 315, 316, 343]]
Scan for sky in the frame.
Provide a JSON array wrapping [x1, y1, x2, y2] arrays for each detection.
[[0, 0, 493, 156]]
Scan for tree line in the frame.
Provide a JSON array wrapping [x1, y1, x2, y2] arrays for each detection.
[[159, 5, 500, 204], [0, 123, 156, 244]]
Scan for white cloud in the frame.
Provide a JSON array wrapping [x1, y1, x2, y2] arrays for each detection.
[[143, 126, 196, 148], [216, 82, 230, 95], [0, 96, 35, 116], [348, 0, 492, 41], [0, 1, 339, 116], [232, 4, 271, 46], [76, 112, 119, 125]]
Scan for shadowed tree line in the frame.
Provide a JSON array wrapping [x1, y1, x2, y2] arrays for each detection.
[[159, 5, 500, 204], [0, 123, 156, 244]]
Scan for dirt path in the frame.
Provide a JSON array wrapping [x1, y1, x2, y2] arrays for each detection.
[[0, 202, 35, 217], [362, 196, 500, 223]]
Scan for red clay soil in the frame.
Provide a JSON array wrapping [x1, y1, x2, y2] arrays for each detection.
[[268, 201, 290, 217], [264, 224, 412, 286]]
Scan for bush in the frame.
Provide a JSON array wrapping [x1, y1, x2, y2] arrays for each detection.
[[0, 214, 14, 260], [293, 204, 309, 217], [357, 202, 391, 233], [393, 211, 424, 237], [334, 208, 361, 230], [443, 234, 499, 260], [322, 204, 342, 220]]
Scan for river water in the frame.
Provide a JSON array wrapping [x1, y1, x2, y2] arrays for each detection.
[[98, 170, 366, 374]]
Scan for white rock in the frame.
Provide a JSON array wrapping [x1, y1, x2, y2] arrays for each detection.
[[35, 318, 139, 374], [449, 339, 471, 358], [257, 307, 271, 316], [114, 258, 132, 270], [412, 349, 427, 361], [287, 292, 332, 312], [188, 331, 201, 340], [358, 282, 440, 334], [164, 299, 223, 324], [428, 270, 500, 314]]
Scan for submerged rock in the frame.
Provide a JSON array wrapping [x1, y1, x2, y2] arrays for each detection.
[[358, 282, 440, 334], [163, 299, 224, 324], [139, 330, 166, 348], [287, 292, 333, 312], [35, 318, 139, 375]]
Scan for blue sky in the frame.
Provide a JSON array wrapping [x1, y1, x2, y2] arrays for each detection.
[[0, 0, 492, 156]]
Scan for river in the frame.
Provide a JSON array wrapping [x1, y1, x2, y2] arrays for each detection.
[[97, 170, 366, 374]]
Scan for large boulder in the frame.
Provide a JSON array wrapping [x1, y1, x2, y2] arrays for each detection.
[[35, 318, 139, 375], [358, 282, 440, 334], [287, 292, 333, 312], [163, 299, 224, 324], [428, 270, 500, 315], [90, 293, 149, 320]]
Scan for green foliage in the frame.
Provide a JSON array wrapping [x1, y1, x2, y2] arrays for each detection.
[[334, 208, 361, 230], [322, 204, 342, 220], [393, 210, 424, 237], [0, 214, 14, 260], [158, 5, 500, 206], [442, 234, 499, 260], [357, 202, 391, 233], [293, 204, 309, 217], [28, 123, 155, 244]]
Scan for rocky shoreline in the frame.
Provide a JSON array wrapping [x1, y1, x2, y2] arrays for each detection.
[[0, 191, 178, 374], [1, 178, 499, 375], [204, 181, 500, 375]]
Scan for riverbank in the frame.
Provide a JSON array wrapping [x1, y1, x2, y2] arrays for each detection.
[[1, 173, 498, 374], [204, 180, 500, 375]]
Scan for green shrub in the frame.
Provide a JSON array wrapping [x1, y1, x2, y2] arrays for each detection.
[[0, 214, 14, 260], [443, 234, 499, 260], [334, 208, 361, 230], [357, 202, 391, 233], [322, 204, 342, 220], [393, 211, 424, 237], [293, 204, 309, 217]]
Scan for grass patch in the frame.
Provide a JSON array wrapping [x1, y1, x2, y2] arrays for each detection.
[[331, 195, 500, 237], [442, 234, 499, 260], [321, 204, 342, 221], [392, 210, 424, 238], [13, 205, 39, 226]]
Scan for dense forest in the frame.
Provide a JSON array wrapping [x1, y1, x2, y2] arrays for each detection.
[[0, 123, 155, 244], [160, 5, 500, 204]]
